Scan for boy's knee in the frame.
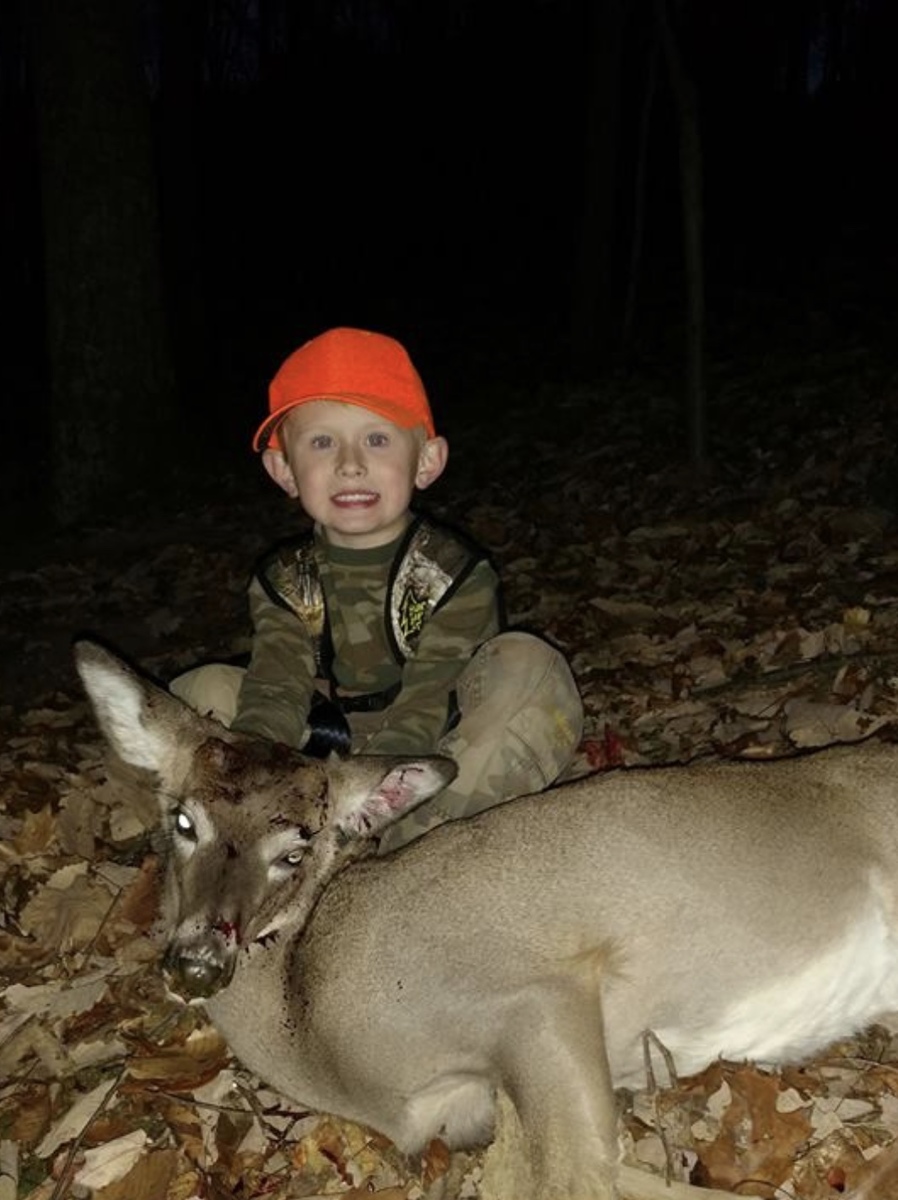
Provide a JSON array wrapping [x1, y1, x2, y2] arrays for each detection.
[[169, 663, 246, 727], [445, 632, 583, 793], [458, 632, 582, 741], [380, 635, 583, 854]]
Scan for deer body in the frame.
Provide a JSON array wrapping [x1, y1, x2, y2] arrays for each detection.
[[76, 642, 898, 1200], [211, 757, 898, 1126]]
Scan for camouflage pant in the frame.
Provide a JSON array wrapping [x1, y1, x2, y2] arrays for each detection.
[[170, 631, 583, 853]]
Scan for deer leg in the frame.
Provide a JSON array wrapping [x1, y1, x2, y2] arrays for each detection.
[[480, 984, 741, 1200], [483, 985, 621, 1200]]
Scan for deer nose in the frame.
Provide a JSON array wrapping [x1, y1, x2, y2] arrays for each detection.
[[163, 948, 233, 999]]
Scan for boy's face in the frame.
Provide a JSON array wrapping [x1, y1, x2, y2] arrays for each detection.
[[263, 400, 448, 549]]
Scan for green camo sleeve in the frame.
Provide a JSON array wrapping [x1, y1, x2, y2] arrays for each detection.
[[361, 558, 501, 755], [230, 575, 316, 747]]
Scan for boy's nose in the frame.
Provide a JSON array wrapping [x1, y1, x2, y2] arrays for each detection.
[[336, 447, 365, 476]]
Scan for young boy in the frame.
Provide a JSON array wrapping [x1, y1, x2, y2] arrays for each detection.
[[172, 326, 583, 850]]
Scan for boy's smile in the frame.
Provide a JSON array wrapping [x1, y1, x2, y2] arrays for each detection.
[[263, 400, 448, 550], [331, 490, 379, 508]]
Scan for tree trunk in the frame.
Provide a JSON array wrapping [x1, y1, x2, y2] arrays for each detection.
[[28, 0, 176, 524], [570, 0, 625, 375], [656, 0, 706, 468], [622, 27, 659, 353], [158, 0, 207, 405]]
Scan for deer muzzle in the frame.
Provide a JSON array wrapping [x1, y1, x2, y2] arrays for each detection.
[[163, 940, 236, 1000]]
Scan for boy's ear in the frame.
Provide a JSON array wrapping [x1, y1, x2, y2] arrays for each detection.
[[262, 448, 300, 498], [415, 436, 448, 491]]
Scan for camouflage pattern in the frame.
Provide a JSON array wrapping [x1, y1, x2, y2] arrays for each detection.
[[227, 524, 502, 753], [260, 517, 484, 671], [258, 536, 327, 673], [376, 631, 583, 852], [171, 525, 583, 851]]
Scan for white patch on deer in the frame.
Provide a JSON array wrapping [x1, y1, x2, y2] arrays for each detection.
[[399, 1072, 495, 1152], [653, 890, 898, 1079]]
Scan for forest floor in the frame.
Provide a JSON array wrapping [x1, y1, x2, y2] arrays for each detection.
[[3, 317, 898, 1199]]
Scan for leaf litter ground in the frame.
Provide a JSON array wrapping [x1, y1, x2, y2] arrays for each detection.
[[3, 341, 898, 1198]]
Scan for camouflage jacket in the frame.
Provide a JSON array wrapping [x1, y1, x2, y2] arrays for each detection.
[[231, 514, 502, 754]]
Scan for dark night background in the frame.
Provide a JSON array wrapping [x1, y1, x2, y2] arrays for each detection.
[[1, 0, 897, 538]]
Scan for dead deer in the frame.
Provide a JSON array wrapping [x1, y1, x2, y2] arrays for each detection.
[[76, 639, 898, 1199]]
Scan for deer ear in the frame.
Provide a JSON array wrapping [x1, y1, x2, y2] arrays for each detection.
[[330, 757, 457, 841], [75, 640, 202, 777]]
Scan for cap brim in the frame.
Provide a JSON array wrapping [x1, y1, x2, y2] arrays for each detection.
[[252, 394, 435, 452]]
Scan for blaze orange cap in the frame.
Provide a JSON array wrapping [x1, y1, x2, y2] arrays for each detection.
[[253, 327, 435, 452]]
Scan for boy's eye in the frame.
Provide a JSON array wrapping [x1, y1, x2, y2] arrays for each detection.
[[310, 434, 333, 450], [366, 432, 389, 447]]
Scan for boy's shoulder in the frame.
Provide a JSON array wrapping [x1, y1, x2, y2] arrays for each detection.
[[389, 514, 495, 658], [396, 512, 487, 576], [254, 527, 325, 642]]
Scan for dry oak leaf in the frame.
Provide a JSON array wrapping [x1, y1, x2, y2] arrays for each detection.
[[35, 1077, 118, 1159], [19, 864, 129, 952], [123, 1026, 230, 1092], [73, 1129, 149, 1190], [1, 1083, 53, 1149], [689, 1066, 812, 1195], [791, 1129, 898, 1200], [11, 807, 58, 857], [91, 1146, 180, 1200]]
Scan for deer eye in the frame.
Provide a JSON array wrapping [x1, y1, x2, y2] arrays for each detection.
[[280, 847, 305, 868], [173, 808, 196, 842]]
